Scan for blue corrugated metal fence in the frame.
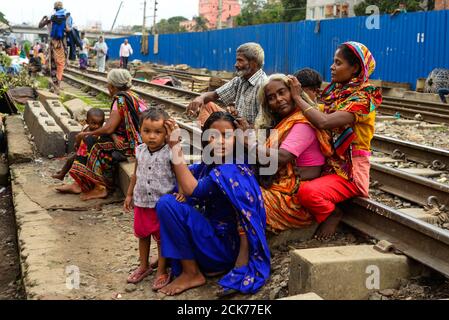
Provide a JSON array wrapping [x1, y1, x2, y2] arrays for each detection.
[[106, 10, 449, 88]]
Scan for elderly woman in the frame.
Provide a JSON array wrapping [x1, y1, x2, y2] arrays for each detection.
[[56, 69, 147, 200], [292, 41, 382, 239], [237, 74, 332, 232]]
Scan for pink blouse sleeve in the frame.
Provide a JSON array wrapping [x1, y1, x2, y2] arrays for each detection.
[[280, 123, 315, 157]]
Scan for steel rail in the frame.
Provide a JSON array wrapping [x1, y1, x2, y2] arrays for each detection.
[[372, 134, 449, 170], [370, 162, 449, 209], [63, 71, 189, 114], [65, 67, 200, 100], [383, 96, 449, 113], [342, 198, 449, 278], [378, 105, 449, 124]]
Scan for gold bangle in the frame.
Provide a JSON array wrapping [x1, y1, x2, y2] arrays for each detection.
[[303, 106, 314, 114]]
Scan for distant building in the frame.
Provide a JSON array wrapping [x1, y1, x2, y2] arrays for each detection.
[[435, 0, 449, 10], [306, 0, 364, 20], [180, 20, 197, 32], [199, 0, 241, 29], [180, 0, 241, 32]]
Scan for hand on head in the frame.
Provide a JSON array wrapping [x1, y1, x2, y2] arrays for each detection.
[[226, 105, 239, 118], [186, 97, 204, 118], [164, 119, 181, 148], [287, 75, 303, 100], [233, 117, 251, 132]]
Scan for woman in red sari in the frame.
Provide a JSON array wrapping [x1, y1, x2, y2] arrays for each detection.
[[292, 41, 382, 239], [56, 69, 147, 200]]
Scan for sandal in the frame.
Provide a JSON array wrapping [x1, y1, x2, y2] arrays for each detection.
[[152, 273, 172, 291], [127, 267, 152, 284]]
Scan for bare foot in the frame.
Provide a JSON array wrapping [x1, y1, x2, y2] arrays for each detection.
[[52, 172, 65, 181], [235, 235, 249, 268], [314, 208, 344, 241], [55, 183, 82, 194], [158, 272, 206, 296], [80, 186, 108, 201]]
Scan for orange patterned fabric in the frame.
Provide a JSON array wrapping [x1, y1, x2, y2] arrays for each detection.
[[262, 111, 332, 231]]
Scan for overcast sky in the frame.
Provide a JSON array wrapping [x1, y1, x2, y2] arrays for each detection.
[[2, 0, 200, 29]]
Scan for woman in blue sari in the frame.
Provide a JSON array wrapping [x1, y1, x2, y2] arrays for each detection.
[[156, 112, 270, 296]]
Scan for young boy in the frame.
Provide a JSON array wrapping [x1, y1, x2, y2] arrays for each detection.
[[52, 108, 105, 180], [124, 107, 175, 291]]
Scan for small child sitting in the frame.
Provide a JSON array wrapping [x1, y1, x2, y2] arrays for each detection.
[[124, 107, 175, 291], [28, 51, 42, 76], [52, 108, 105, 181]]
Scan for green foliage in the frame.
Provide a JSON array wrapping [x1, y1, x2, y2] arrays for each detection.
[[281, 0, 307, 22], [0, 11, 8, 24], [156, 16, 188, 34], [0, 69, 36, 96], [354, 0, 431, 16], [35, 76, 49, 90], [23, 41, 32, 57], [193, 16, 209, 32], [236, 0, 306, 26], [0, 53, 12, 68]]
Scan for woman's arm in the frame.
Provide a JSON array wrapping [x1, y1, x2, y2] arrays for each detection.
[[288, 76, 355, 130], [234, 118, 296, 168], [38, 16, 50, 28], [165, 120, 198, 196]]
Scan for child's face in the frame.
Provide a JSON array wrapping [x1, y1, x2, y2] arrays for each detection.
[[87, 115, 104, 131], [140, 118, 167, 151], [207, 120, 235, 159]]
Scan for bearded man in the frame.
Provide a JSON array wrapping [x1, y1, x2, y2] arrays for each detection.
[[187, 43, 267, 126]]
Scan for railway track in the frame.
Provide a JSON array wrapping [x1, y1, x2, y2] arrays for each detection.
[[61, 69, 449, 279], [379, 96, 449, 124]]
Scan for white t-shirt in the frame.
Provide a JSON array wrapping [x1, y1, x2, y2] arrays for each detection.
[[120, 43, 133, 57], [81, 38, 89, 55]]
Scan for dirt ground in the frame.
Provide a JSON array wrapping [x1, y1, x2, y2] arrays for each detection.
[[0, 184, 25, 300], [2, 154, 448, 300]]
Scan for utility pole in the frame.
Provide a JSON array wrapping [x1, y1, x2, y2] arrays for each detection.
[[142, 0, 147, 37], [111, 1, 123, 32], [141, 0, 148, 55], [217, 0, 223, 30], [153, 0, 158, 35]]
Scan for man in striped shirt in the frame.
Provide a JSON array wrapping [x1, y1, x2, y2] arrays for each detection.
[[187, 42, 267, 125]]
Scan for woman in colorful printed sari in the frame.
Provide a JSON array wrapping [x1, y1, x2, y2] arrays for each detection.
[[292, 41, 382, 239], [155, 112, 270, 296], [56, 69, 147, 200], [237, 74, 333, 232]]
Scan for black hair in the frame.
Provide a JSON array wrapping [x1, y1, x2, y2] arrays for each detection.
[[87, 108, 105, 120], [201, 111, 237, 151], [139, 106, 169, 128], [338, 44, 362, 76], [294, 68, 323, 89], [38, 48, 44, 53]]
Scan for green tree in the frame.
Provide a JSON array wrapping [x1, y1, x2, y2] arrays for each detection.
[[281, 0, 307, 22], [354, 0, 432, 16], [193, 16, 209, 32], [237, 0, 283, 26], [0, 11, 8, 24], [156, 16, 188, 34]]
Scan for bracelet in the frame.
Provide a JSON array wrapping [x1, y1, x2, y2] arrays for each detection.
[[303, 106, 314, 114]]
